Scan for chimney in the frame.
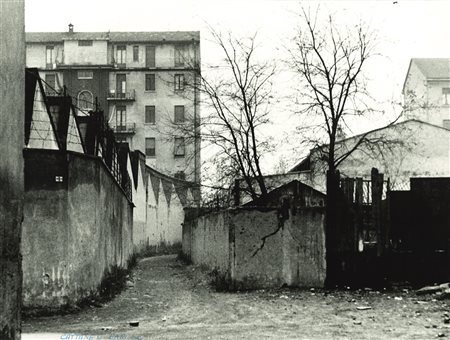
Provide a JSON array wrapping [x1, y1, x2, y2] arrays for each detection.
[[68, 23, 74, 33]]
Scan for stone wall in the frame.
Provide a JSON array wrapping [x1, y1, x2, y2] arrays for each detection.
[[22, 149, 134, 308], [0, 0, 25, 338]]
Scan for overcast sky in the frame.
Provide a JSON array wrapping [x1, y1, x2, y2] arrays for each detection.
[[25, 0, 450, 171]]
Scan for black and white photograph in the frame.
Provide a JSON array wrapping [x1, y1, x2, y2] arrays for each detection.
[[1, 0, 449, 339]]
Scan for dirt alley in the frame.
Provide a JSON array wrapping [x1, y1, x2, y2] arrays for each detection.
[[23, 255, 450, 339]]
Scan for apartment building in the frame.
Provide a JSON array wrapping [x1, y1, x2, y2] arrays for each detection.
[[402, 58, 450, 128], [25, 25, 201, 183]]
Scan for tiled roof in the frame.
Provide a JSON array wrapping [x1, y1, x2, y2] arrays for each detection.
[[109, 31, 199, 42], [26, 31, 200, 43], [26, 32, 109, 42], [412, 58, 450, 79]]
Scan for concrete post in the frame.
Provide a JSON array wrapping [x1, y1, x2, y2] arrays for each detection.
[[0, 0, 25, 339]]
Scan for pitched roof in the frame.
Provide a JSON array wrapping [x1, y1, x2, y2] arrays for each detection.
[[26, 31, 200, 43], [289, 119, 450, 172], [411, 58, 450, 79]]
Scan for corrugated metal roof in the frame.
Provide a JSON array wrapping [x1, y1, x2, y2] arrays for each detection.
[[412, 58, 450, 79], [26, 31, 200, 43]]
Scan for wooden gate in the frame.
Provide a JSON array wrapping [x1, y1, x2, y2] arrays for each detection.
[[326, 168, 389, 287]]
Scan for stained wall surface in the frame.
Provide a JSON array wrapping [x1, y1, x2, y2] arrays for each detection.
[[183, 205, 326, 290], [22, 150, 133, 308], [0, 1, 25, 338]]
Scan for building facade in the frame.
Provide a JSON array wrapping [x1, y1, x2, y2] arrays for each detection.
[[290, 120, 450, 192], [26, 26, 201, 182], [402, 58, 450, 128]]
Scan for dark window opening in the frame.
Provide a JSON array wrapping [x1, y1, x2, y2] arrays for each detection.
[[133, 46, 139, 62], [116, 105, 127, 131], [145, 74, 155, 91], [174, 45, 185, 66], [78, 40, 93, 46], [146, 137, 156, 157], [174, 137, 185, 157], [145, 105, 156, 124], [174, 105, 185, 123], [45, 74, 57, 95], [145, 46, 155, 68]]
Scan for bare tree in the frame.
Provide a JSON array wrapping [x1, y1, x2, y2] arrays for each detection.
[[159, 29, 277, 202], [288, 7, 383, 175], [287, 7, 392, 286]]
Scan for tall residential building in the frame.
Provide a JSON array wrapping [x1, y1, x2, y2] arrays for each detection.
[[402, 58, 450, 128], [25, 25, 201, 183]]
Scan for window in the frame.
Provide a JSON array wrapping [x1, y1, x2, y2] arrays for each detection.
[[145, 105, 155, 124], [174, 74, 184, 91], [116, 74, 126, 96], [45, 74, 57, 95], [46, 46, 54, 67], [78, 40, 93, 46], [443, 119, 450, 130], [145, 46, 155, 67], [443, 88, 450, 105], [116, 45, 126, 65], [174, 105, 185, 123], [145, 138, 156, 157], [174, 137, 185, 157], [133, 46, 139, 62], [77, 71, 93, 79], [77, 90, 93, 111], [174, 45, 185, 66], [145, 74, 155, 91], [116, 105, 126, 131]]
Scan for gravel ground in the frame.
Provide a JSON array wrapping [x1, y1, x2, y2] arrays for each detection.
[[23, 255, 450, 340]]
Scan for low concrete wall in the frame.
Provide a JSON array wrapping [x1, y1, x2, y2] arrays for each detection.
[[189, 211, 230, 274], [183, 206, 326, 289], [22, 149, 134, 308]]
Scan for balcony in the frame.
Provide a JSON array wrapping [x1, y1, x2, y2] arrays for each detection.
[[107, 89, 136, 101], [111, 122, 136, 134]]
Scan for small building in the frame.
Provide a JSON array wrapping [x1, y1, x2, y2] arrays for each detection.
[[403, 58, 450, 128], [290, 119, 450, 192]]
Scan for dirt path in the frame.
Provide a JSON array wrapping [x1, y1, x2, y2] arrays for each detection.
[[23, 255, 450, 339]]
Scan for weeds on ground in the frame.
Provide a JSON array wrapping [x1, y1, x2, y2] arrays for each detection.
[[177, 250, 192, 264], [209, 268, 232, 292]]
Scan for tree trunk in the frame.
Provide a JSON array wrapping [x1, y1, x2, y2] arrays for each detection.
[[325, 169, 340, 288]]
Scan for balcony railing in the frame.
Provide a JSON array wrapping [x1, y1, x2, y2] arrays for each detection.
[[111, 122, 136, 134], [107, 89, 136, 101]]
